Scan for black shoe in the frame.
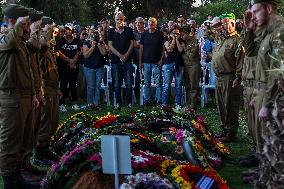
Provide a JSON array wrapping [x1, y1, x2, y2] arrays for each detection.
[[34, 146, 58, 162], [239, 153, 256, 162], [2, 174, 16, 189], [15, 167, 40, 189], [239, 156, 259, 167]]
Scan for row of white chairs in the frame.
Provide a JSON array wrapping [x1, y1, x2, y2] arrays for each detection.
[[100, 61, 216, 107]]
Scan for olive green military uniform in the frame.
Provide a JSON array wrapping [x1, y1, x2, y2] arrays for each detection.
[[255, 25, 284, 189], [183, 35, 200, 109], [0, 6, 33, 175], [212, 33, 243, 137], [245, 16, 284, 153], [24, 23, 43, 157], [38, 26, 59, 144], [242, 27, 266, 152]]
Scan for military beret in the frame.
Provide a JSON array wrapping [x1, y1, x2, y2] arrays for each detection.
[[42, 16, 54, 26], [28, 8, 43, 22], [2, 4, 29, 19], [250, 0, 280, 6]]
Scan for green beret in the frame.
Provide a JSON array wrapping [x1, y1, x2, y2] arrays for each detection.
[[250, 0, 280, 6], [220, 13, 236, 20], [2, 4, 29, 19], [42, 16, 54, 26], [28, 8, 43, 22]]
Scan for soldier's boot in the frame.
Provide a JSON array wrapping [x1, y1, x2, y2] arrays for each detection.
[[2, 174, 16, 189], [239, 156, 259, 167], [33, 146, 56, 166], [14, 166, 40, 189]]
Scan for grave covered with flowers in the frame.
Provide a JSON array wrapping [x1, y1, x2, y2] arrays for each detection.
[[41, 107, 231, 189]]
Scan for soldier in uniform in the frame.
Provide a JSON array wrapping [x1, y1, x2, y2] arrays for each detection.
[[255, 28, 284, 189], [182, 24, 200, 109], [241, 0, 284, 171], [212, 13, 244, 142], [34, 18, 60, 166], [0, 4, 39, 189], [22, 7, 44, 167]]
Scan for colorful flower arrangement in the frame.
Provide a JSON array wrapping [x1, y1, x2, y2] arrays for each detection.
[[171, 164, 230, 189], [45, 106, 231, 189], [93, 114, 117, 129], [41, 140, 101, 189], [120, 172, 173, 189]]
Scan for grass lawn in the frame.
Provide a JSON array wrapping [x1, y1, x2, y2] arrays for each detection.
[[0, 101, 254, 189]]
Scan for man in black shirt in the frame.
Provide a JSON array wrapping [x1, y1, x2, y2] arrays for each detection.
[[133, 17, 145, 103], [57, 24, 82, 111], [139, 17, 164, 105], [108, 12, 134, 109]]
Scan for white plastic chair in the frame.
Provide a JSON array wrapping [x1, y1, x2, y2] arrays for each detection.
[[101, 65, 111, 106], [200, 61, 216, 107]]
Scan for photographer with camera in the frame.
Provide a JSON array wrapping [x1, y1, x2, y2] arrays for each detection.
[[162, 26, 185, 108], [83, 28, 107, 109]]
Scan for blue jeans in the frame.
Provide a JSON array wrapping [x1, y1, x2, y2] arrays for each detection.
[[143, 63, 162, 104], [84, 66, 103, 105], [174, 66, 184, 106], [162, 63, 175, 105], [111, 62, 132, 105], [162, 64, 184, 106]]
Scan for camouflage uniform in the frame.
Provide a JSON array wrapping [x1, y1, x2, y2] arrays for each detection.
[[212, 32, 243, 138], [246, 16, 284, 153], [255, 25, 284, 189], [183, 35, 200, 108]]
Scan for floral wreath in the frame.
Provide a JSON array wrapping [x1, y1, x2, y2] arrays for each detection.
[[171, 164, 230, 189]]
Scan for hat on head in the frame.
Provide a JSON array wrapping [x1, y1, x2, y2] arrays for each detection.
[[2, 4, 29, 19], [64, 23, 73, 31], [42, 16, 54, 26], [28, 8, 43, 22], [250, 0, 280, 6]]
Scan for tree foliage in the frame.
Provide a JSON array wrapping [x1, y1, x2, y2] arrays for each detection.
[[13, 0, 196, 25]]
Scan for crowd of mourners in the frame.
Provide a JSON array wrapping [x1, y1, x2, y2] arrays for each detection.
[[0, 0, 284, 188]]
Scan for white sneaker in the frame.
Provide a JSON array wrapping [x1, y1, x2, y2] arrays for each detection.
[[71, 104, 80, 111], [59, 105, 67, 112]]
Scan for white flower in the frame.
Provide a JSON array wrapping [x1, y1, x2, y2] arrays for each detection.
[[133, 155, 149, 163], [126, 175, 138, 187], [120, 183, 134, 189]]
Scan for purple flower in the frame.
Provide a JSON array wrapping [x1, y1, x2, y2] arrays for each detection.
[[175, 129, 185, 143]]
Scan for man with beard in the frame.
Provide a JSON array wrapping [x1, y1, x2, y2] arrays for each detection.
[[241, 0, 284, 183], [212, 13, 244, 142]]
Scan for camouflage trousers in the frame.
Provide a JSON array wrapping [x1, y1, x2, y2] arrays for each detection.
[[215, 75, 240, 136], [255, 94, 284, 188]]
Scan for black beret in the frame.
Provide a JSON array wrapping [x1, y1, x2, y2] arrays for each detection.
[[42, 16, 54, 26], [2, 4, 29, 19], [28, 8, 43, 22]]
